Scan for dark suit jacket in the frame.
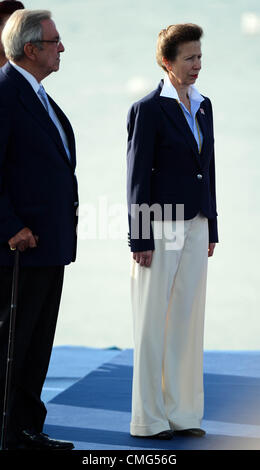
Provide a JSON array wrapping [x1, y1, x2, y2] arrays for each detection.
[[127, 79, 218, 252], [0, 62, 78, 266]]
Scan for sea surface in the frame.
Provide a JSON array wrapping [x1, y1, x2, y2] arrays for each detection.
[[23, 0, 260, 349]]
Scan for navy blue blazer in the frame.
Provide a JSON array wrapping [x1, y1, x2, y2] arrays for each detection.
[[127, 80, 218, 252], [0, 63, 78, 266]]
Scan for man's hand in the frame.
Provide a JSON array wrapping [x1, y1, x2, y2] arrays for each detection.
[[133, 250, 153, 267], [8, 227, 39, 252], [208, 243, 216, 257]]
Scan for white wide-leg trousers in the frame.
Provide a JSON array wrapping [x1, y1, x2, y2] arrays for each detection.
[[130, 213, 209, 436]]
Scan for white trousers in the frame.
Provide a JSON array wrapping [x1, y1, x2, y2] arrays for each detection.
[[130, 213, 209, 436]]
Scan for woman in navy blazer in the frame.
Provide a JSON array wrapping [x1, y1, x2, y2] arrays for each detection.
[[127, 24, 218, 439]]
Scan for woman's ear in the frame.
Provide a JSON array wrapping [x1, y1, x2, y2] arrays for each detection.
[[162, 57, 172, 73]]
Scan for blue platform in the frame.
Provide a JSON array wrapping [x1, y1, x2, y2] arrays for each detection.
[[42, 348, 260, 450]]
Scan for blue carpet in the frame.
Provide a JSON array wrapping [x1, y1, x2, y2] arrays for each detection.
[[42, 346, 120, 402], [43, 349, 260, 450]]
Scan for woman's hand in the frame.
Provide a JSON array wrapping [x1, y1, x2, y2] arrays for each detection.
[[133, 250, 153, 267], [208, 243, 216, 257]]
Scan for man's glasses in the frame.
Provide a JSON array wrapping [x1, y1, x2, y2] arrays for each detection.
[[32, 38, 62, 46]]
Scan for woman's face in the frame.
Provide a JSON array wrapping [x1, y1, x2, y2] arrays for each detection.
[[165, 40, 202, 86]]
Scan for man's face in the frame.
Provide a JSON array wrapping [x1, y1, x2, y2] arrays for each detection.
[[34, 19, 65, 77], [0, 15, 9, 56]]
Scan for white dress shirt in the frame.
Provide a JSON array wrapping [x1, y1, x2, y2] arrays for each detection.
[[160, 73, 204, 152], [10, 61, 71, 161]]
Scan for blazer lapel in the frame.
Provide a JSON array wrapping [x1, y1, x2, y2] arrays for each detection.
[[159, 95, 202, 166], [195, 102, 211, 165]]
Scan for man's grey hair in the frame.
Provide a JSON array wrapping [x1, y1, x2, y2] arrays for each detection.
[[2, 9, 52, 61]]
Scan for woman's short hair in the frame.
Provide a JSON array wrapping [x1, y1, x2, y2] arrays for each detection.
[[2, 9, 51, 61], [156, 23, 203, 71]]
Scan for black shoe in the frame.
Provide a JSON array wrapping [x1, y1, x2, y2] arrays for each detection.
[[20, 430, 74, 450], [174, 428, 206, 437], [132, 430, 174, 440]]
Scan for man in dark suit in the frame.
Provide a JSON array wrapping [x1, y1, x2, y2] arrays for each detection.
[[0, 9, 78, 449]]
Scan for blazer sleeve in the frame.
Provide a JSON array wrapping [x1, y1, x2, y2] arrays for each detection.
[[127, 101, 157, 252], [0, 100, 25, 243], [207, 98, 219, 243]]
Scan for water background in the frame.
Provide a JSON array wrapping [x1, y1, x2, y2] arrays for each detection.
[[23, 0, 260, 349]]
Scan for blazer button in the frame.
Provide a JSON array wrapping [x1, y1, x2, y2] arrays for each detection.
[[197, 174, 203, 180]]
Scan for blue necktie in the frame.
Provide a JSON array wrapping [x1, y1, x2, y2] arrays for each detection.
[[38, 85, 50, 113], [37, 85, 71, 162]]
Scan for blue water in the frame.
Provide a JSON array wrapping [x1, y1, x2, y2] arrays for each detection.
[[23, 0, 260, 349]]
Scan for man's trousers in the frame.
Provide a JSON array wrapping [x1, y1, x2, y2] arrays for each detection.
[[0, 263, 64, 445], [130, 213, 209, 436]]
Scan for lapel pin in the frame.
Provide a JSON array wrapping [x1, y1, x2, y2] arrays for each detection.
[[200, 108, 205, 115]]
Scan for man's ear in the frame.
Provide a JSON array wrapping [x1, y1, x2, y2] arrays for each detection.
[[23, 42, 38, 61]]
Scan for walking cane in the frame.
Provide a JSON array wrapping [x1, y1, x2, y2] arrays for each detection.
[[0, 249, 20, 450]]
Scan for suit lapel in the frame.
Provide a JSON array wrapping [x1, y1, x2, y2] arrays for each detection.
[[3, 63, 74, 170], [20, 90, 73, 167], [48, 95, 76, 169]]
